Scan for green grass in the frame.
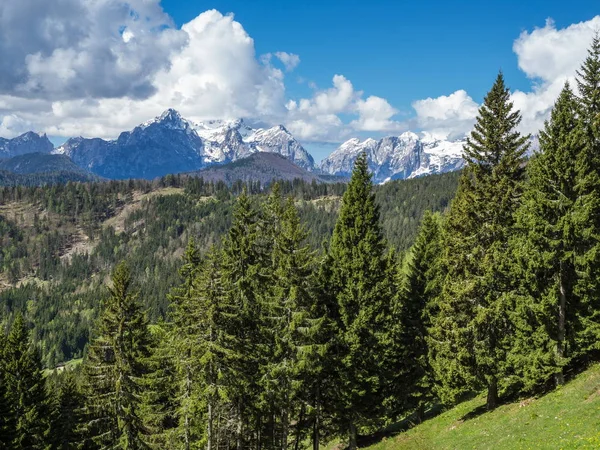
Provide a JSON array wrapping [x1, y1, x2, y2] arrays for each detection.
[[342, 364, 600, 449]]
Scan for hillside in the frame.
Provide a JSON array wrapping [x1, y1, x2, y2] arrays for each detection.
[[0, 171, 459, 367], [332, 363, 600, 450], [0, 153, 99, 186], [188, 152, 340, 185]]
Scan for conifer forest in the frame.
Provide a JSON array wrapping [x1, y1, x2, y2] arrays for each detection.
[[2, 36, 600, 450]]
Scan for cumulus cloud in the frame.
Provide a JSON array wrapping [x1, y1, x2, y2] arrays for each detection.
[[352, 96, 401, 132], [0, 5, 402, 142], [286, 75, 403, 141], [412, 16, 600, 138], [0, 0, 187, 100], [274, 52, 301, 72], [510, 16, 600, 134], [412, 90, 479, 139]]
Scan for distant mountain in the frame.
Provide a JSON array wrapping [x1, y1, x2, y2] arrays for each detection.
[[55, 109, 315, 179], [319, 132, 465, 184], [0, 153, 95, 176], [0, 132, 54, 158], [0, 153, 99, 186], [187, 152, 338, 186]]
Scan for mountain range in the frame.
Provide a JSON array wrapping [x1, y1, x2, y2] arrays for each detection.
[[0, 109, 475, 183]]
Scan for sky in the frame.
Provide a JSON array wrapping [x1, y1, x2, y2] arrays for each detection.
[[0, 0, 598, 162]]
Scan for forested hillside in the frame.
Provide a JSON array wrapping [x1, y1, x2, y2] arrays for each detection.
[[0, 171, 458, 368]]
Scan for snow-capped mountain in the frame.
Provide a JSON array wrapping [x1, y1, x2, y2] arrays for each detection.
[[55, 109, 315, 179], [0, 132, 54, 158], [194, 118, 314, 170], [320, 132, 466, 184]]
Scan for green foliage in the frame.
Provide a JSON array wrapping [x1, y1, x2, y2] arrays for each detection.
[[430, 73, 530, 410], [399, 211, 444, 419], [327, 153, 396, 448], [511, 83, 585, 390], [4, 313, 49, 449], [81, 262, 154, 449]]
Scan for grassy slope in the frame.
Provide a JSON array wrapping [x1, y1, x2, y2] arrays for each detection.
[[343, 364, 600, 450]]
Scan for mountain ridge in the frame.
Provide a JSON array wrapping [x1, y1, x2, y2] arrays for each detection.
[[2, 109, 475, 182]]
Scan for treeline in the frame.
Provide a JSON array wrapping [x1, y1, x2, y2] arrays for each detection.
[[1, 169, 457, 368]]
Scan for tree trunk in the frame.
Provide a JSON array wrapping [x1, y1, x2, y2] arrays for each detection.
[[416, 403, 424, 424], [294, 403, 306, 450], [312, 387, 320, 450], [282, 409, 289, 450], [556, 262, 567, 386], [184, 365, 192, 450], [207, 400, 213, 450], [348, 423, 357, 450], [236, 403, 243, 450], [486, 378, 498, 410]]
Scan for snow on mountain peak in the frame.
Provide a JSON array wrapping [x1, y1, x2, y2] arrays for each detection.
[[320, 132, 466, 183]]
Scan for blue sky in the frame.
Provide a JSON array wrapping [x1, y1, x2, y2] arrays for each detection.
[[0, 0, 598, 162], [163, 0, 598, 113]]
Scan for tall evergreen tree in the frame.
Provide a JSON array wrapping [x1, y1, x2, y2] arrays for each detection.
[[327, 152, 394, 449], [264, 196, 320, 449], [168, 238, 203, 449], [4, 313, 49, 449], [220, 189, 264, 450], [512, 83, 585, 388], [400, 211, 444, 421], [48, 371, 85, 449], [191, 245, 230, 450], [430, 73, 529, 410], [0, 330, 16, 449], [81, 262, 154, 449], [573, 34, 600, 358]]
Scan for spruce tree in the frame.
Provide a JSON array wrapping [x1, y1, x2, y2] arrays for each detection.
[[511, 83, 584, 388], [0, 331, 16, 449], [264, 196, 319, 449], [400, 211, 443, 421], [430, 73, 529, 410], [81, 262, 153, 449], [191, 245, 230, 450], [4, 313, 49, 449], [573, 34, 600, 358], [327, 152, 394, 449], [48, 371, 85, 449], [168, 238, 203, 449], [220, 189, 264, 450]]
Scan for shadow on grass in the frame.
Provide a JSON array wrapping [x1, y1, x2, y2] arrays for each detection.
[[355, 404, 445, 448]]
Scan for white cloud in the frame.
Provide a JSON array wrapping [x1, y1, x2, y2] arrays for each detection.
[[412, 90, 479, 139], [352, 96, 401, 132], [0, 5, 401, 142], [286, 75, 403, 140], [412, 16, 600, 138], [274, 52, 301, 72], [510, 16, 600, 134]]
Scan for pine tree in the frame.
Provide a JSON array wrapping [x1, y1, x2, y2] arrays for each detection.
[[573, 34, 600, 358], [4, 313, 49, 449], [168, 238, 203, 449], [81, 262, 153, 449], [48, 371, 85, 449], [430, 73, 529, 410], [220, 189, 264, 449], [191, 245, 230, 450], [400, 211, 443, 421], [139, 323, 179, 449], [511, 83, 585, 389], [0, 331, 16, 449], [263, 196, 319, 449], [327, 152, 394, 449]]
